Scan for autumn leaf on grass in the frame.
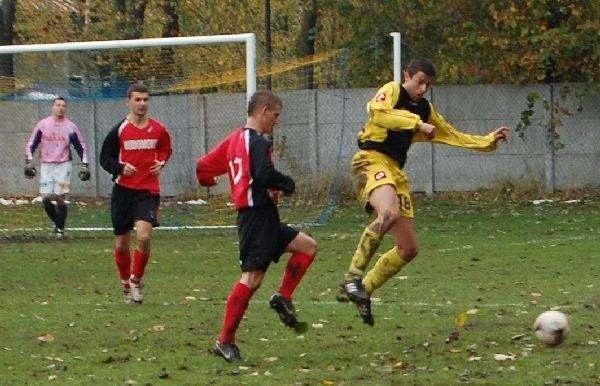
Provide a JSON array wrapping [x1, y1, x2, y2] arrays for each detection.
[[455, 312, 468, 327], [37, 333, 55, 343], [445, 330, 460, 344], [493, 353, 516, 361]]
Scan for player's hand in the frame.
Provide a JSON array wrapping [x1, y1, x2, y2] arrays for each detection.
[[78, 163, 91, 181], [24, 161, 36, 179], [122, 162, 137, 176], [419, 122, 435, 140], [150, 160, 165, 176], [269, 189, 281, 204], [492, 126, 510, 142]]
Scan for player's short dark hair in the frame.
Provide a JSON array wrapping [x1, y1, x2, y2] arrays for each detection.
[[406, 58, 437, 77], [127, 83, 150, 99], [247, 90, 282, 116], [53, 96, 66, 104]]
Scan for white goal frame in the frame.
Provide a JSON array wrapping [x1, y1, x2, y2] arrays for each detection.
[[0, 33, 257, 101]]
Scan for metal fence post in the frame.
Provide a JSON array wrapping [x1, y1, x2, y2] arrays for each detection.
[[544, 84, 556, 193]]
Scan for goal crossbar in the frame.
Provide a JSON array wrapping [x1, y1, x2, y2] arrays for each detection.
[[0, 33, 257, 100]]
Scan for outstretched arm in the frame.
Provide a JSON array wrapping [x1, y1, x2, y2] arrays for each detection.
[[369, 82, 421, 130], [413, 104, 509, 151], [196, 135, 230, 186]]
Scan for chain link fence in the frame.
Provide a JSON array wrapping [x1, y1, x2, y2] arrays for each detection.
[[1, 49, 598, 208]]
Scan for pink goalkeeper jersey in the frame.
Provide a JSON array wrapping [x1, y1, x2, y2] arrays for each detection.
[[25, 116, 88, 164]]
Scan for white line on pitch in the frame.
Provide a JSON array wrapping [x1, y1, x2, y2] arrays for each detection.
[[436, 234, 597, 253], [0, 223, 321, 233], [2, 300, 575, 310]]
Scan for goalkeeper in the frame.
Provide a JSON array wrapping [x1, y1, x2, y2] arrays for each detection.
[[24, 97, 90, 237], [341, 58, 509, 325]]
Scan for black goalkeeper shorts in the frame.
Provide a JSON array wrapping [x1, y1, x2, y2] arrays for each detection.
[[111, 184, 160, 235], [237, 205, 299, 272]]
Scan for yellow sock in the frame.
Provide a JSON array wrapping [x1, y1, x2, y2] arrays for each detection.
[[363, 247, 408, 295], [345, 227, 382, 281]]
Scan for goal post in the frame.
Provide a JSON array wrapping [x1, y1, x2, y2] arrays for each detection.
[[0, 34, 351, 230], [0, 33, 257, 101], [390, 32, 402, 83]]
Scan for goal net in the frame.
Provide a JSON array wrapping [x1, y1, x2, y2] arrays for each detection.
[[0, 35, 351, 230]]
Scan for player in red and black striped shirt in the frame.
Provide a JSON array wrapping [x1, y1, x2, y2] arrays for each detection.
[[100, 83, 172, 305], [196, 90, 318, 362]]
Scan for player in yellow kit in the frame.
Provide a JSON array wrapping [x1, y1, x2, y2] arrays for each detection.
[[341, 58, 509, 325]]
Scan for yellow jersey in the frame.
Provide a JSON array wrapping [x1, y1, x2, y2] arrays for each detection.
[[357, 81, 499, 167]]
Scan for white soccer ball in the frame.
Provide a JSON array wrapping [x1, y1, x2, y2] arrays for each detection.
[[533, 310, 570, 346]]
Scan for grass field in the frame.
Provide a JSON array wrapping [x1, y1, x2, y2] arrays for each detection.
[[1, 193, 599, 385]]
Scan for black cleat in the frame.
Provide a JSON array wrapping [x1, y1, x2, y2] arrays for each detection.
[[53, 227, 65, 239], [269, 293, 300, 328], [212, 341, 242, 362], [342, 278, 374, 326], [342, 278, 370, 303], [336, 282, 350, 302], [355, 299, 374, 326]]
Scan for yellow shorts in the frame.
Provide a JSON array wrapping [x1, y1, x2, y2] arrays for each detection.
[[351, 150, 414, 218]]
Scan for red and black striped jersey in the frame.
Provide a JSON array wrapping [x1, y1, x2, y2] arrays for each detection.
[[196, 127, 294, 210], [100, 117, 172, 194]]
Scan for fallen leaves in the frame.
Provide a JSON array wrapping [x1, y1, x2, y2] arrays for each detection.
[[455, 312, 467, 328], [37, 333, 54, 343], [445, 330, 460, 343], [493, 353, 516, 361]]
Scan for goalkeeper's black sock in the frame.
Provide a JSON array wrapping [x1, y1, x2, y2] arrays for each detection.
[[42, 199, 57, 224], [55, 204, 67, 230]]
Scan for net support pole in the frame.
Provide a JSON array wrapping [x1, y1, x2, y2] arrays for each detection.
[[245, 33, 257, 101], [390, 32, 401, 83], [0, 33, 257, 100]]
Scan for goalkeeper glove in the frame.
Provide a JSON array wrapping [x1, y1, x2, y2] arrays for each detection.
[[24, 161, 36, 179], [78, 163, 91, 181]]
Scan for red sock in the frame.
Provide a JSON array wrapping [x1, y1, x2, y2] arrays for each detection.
[[279, 253, 315, 300], [131, 249, 150, 280], [114, 249, 131, 282], [218, 282, 253, 345]]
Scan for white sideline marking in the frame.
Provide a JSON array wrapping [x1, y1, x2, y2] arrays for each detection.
[[436, 234, 597, 253], [2, 299, 576, 310], [0, 223, 321, 233]]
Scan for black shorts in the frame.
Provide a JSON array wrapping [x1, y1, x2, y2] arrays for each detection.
[[237, 205, 299, 272], [111, 184, 160, 235]]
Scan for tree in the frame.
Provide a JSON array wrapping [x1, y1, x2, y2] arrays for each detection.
[[158, 0, 180, 84], [296, 0, 317, 89], [0, 0, 16, 92]]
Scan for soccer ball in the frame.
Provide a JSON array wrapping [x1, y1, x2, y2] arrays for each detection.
[[533, 310, 570, 346]]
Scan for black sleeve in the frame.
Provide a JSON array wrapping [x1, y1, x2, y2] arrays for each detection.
[[69, 132, 85, 161], [28, 129, 43, 159], [250, 136, 295, 195], [99, 124, 124, 179]]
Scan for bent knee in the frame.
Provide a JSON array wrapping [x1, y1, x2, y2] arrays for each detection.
[[304, 236, 318, 257], [115, 243, 129, 252], [137, 234, 150, 243], [294, 233, 318, 257], [247, 281, 261, 291], [241, 272, 264, 290], [401, 245, 418, 261]]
